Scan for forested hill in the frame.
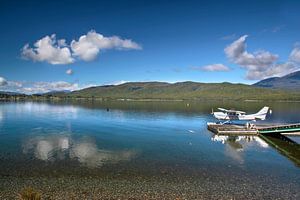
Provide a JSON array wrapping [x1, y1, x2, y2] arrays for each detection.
[[45, 81, 300, 101]]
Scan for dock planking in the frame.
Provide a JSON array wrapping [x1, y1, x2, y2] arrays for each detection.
[[207, 123, 300, 136], [257, 123, 300, 135], [207, 123, 258, 135]]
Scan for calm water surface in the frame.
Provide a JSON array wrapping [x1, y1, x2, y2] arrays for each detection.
[[0, 101, 299, 199]]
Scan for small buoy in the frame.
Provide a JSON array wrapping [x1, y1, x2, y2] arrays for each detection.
[[106, 108, 110, 112]]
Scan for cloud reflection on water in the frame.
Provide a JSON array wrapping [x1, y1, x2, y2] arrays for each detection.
[[23, 133, 137, 167], [211, 135, 269, 163], [211, 135, 269, 148], [15, 102, 79, 119]]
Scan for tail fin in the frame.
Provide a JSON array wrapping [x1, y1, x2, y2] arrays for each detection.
[[254, 106, 269, 120]]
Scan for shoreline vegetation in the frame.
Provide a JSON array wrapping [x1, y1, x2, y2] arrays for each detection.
[[3, 97, 300, 103], [1, 81, 300, 102]]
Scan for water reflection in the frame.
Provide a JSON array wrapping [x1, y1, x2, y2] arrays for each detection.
[[15, 102, 79, 119], [211, 135, 269, 163], [22, 133, 137, 167], [211, 135, 269, 148], [211, 133, 300, 167], [0, 109, 3, 122], [260, 134, 300, 167]]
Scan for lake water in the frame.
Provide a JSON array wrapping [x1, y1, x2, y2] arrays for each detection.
[[0, 101, 299, 199]]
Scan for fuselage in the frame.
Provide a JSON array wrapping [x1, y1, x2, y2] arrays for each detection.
[[213, 107, 269, 121]]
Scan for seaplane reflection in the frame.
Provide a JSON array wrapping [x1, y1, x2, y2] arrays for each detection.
[[212, 134, 300, 167], [22, 134, 137, 167], [211, 135, 269, 163], [211, 135, 269, 148]]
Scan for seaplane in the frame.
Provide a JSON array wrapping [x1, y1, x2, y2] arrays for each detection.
[[211, 106, 270, 124]]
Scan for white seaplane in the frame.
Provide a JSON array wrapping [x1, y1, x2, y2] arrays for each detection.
[[211, 106, 270, 124]]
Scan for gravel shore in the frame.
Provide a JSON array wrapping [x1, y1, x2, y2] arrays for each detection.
[[1, 172, 299, 200]]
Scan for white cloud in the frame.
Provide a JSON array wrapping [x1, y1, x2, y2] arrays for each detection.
[[289, 46, 300, 63], [66, 69, 73, 75], [225, 35, 278, 68], [57, 39, 67, 47], [10, 81, 22, 87], [21, 34, 74, 65], [192, 64, 230, 72], [224, 35, 299, 80], [246, 62, 298, 80], [105, 80, 128, 85], [0, 77, 8, 86], [28, 81, 79, 93], [70, 30, 142, 61], [0, 80, 93, 94], [21, 31, 141, 64]]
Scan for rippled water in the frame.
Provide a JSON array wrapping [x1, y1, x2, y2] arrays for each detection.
[[0, 101, 299, 199]]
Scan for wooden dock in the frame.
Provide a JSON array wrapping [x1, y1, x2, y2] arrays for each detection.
[[207, 122, 300, 167], [257, 123, 300, 135], [207, 122, 300, 136], [207, 123, 258, 135]]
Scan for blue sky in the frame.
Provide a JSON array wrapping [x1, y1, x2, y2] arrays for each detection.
[[1, 0, 300, 93]]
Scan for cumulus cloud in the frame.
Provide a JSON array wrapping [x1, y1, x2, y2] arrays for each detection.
[[224, 35, 299, 80], [192, 64, 230, 72], [225, 35, 278, 68], [0, 77, 8, 86], [66, 69, 73, 75], [21, 34, 74, 65], [246, 62, 298, 80], [289, 46, 300, 63], [0, 80, 91, 94], [25, 81, 79, 93], [106, 80, 128, 85], [21, 30, 141, 64], [70, 30, 142, 61], [0, 80, 24, 93]]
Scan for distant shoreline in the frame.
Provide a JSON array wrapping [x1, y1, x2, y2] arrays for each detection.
[[2, 97, 300, 103], [2, 81, 300, 102]]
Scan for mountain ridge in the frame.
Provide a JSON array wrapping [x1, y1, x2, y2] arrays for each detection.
[[43, 81, 300, 101], [254, 71, 300, 90], [1, 76, 300, 101]]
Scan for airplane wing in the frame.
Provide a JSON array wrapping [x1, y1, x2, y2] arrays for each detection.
[[218, 108, 229, 112], [217, 108, 246, 114], [235, 110, 246, 114]]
